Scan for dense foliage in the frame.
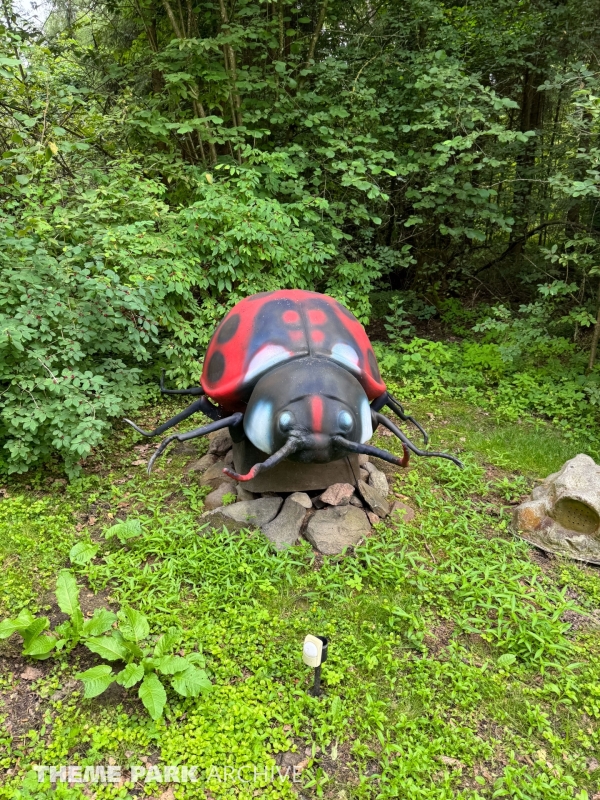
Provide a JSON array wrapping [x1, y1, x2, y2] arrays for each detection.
[[1, 0, 600, 472]]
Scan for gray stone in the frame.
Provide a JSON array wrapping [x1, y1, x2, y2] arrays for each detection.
[[359, 468, 369, 482], [204, 482, 237, 511], [186, 452, 218, 474], [261, 496, 307, 550], [320, 483, 355, 506], [357, 480, 390, 518], [513, 454, 600, 562], [171, 441, 199, 456], [202, 497, 283, 530], [349, 495, 363, 507], [223, 449, 234, 466], [237, 486, 256, 502], [312, 496, 326, 509], [358, 454, 370, 466], [232, 439, 359, 492], [199, 460, 234, 489], [364, 463, 389, 496], [288, 492, 312, 509], [305, 506, 371, 555], [389, 501, 415, 523], [208, 428, 233, 456]]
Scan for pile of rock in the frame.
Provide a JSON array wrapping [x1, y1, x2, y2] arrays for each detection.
[[185, 429, 414, 555]]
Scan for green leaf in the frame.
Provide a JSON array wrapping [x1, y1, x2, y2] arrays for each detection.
[[85, 632, 129, 661], [118, 607, 149, 643], [171, 666, 212, 698], [75, 665, 114, 698], [55, 571, 81, 618], [69, 541, 98, 565], [116, 662, 144, 689], [22, 634, 57, 658], [104, 519, 142, 543], [138, 673, 167, 720], [21, 618, 49, 647], [82, 608, 117, 637], [153, 627, 181, 658], [0, 609, 35, 639], [497, 653, 517, 668], [155, 655, 190, 675]]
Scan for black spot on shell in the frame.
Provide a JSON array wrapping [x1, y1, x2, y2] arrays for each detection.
[[367, 348, 381, 382], [217, 313, 240, 344], [206, 351, 225, 384]]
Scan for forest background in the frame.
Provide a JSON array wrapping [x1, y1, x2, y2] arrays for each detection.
[[1, 0, 600, 476]]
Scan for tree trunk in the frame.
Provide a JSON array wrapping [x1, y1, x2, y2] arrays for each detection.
[[510, 65, 545, 256], [588, 282, 600, 374]]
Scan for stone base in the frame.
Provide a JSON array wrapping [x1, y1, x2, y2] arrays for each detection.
[[232, 438, 361, 493]]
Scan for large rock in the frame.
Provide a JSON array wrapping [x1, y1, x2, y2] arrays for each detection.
[[204, 482, 237, 511], [357, 480, 390, 518], [364, 462, 389, 496], [186, 452, 218, 474], [513, 454, 600, 562], [288, 492, 312, 509], [208, 428, 233, 456], [261, 496, 307, 550], [305, 506, 371, 555], [320, 483, 355, 506], [389, 501, 415, 523], [202, 497, 283, 531], [198, 460, 234, 489]]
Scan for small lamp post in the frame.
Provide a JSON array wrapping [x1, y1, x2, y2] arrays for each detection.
[[302, 634, 328, 697]]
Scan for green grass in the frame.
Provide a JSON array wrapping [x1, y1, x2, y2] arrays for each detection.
[[1, 397, 600, 799]]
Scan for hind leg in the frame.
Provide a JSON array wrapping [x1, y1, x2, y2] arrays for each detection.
[[370, 392, 429, 444]]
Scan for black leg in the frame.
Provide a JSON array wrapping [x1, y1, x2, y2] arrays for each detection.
[[374, 413, 463, 468], [159, 369, 204, 396], [148, 413, 244, 473], [371, 391, 429, 445], [124, 398, 208, 438]]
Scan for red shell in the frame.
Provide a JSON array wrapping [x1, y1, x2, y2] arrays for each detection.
[[201, 290, 386, 411]]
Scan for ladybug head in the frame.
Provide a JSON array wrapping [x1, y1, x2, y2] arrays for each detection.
[[223, 358, 373, 481]]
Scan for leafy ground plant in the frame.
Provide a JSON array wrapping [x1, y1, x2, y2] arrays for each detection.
[[0, 570, 211, 719]]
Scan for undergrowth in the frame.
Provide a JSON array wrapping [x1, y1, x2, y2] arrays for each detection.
[[1, 412, 600, 798]]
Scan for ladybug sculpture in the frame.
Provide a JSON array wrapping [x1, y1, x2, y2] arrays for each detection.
[[125, 290, 463, 478]]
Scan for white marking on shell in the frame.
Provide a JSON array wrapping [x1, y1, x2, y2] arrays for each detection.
[[244, 399, 274, 454], [360, 397, 373, 443], [330, 342, 360, 372], [244, 344, 291, 385]]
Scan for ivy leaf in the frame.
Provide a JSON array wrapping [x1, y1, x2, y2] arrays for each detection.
[[85, 632, 129, 661], [171, 666, 212, 698], [69, 541, 98, 565], [82, 608, 117, 637], [116, 662, 144, 689], [76, 665, 114, 698], [138, 673, 167, 720], [117, 607, 150, 643]]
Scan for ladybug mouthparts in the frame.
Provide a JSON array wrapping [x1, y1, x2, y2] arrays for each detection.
[[123, 290, 464, 478]]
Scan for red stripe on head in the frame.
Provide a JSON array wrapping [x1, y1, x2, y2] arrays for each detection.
[[310, 395, 324, 432]]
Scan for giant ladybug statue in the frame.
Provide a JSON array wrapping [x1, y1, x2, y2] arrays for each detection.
[[125, 290, 463, 478]]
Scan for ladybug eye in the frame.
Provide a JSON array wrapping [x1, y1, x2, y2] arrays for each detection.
[[278, 411, 295, 432], [338, 410, 353, 432]]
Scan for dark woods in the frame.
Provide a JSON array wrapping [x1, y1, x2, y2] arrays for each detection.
[[1, 0, 600, 473]]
